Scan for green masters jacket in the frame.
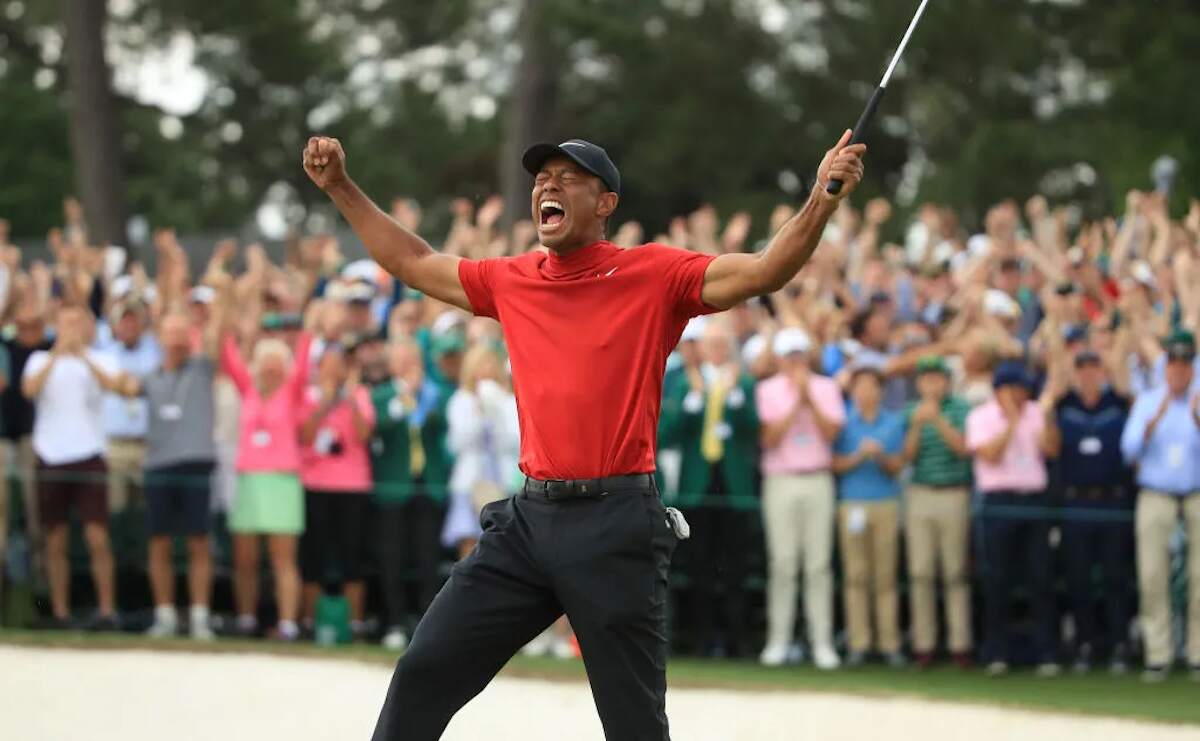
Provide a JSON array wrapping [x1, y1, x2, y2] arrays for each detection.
[[370, 379, 453, 504], [661, 370, 758, 510]]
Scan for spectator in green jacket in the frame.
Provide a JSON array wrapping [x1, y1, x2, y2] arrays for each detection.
[[664, 317, 758, 657], [371, 338, 452, 650]]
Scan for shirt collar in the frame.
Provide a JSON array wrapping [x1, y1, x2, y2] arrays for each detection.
[[540, 240, 618, 281]]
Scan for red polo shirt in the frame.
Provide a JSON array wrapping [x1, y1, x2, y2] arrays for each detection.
[[458, 241, 717, 480]]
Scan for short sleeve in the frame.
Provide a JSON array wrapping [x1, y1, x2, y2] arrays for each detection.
[[755, 379, 787, 423], [648, 244, 718, 319], [965, 406, 989, 453], [22, 351, 48, 381], [458, 258, 504, 319], [833, 425, 854, 456], [883, 414, 906, 453], [89, 351, 119, 376], [812, 378, 847, 426]]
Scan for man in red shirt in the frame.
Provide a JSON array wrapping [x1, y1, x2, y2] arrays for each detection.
[[303, 131, 866, 741]]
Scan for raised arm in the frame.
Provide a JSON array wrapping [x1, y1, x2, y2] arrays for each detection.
[[700, 131, 866, 310], [303, 137, 470, 312], [220, 333, 253, 396]]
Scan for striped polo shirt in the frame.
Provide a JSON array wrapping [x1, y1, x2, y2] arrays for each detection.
[[905, 395, 972, 487]]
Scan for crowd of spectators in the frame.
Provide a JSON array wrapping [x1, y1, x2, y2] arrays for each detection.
[[0, 188, 1198, 681]]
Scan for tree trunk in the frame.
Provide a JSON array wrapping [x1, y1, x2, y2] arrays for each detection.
[[500, 0, 559, 233], [61, 0, 127, 247]]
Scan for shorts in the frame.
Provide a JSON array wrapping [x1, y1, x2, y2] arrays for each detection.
[[300, 489, 370, 584], [37, 455, 108, 528], [230, 471, 305, 535], [145, 461, 215, 537]]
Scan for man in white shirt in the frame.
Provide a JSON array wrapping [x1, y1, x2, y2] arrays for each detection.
[[22, 306, 129, 629]]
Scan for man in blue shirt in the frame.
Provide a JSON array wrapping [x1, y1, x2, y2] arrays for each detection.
[[94, 300, 163, 513], [832, 365, 906, 667], [1046, 350, 1132, 673], [1120, 330, 1200, 682]]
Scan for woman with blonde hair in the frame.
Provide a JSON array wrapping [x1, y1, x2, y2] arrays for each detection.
[[441, 343, 519, 557], [221, 325, 313, 640]]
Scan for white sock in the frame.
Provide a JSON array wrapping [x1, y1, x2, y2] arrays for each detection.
[[154, 604, 179, 626], [236, 613, 258, 631]]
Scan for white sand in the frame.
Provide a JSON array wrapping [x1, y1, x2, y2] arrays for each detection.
[[0, 645, 1193, 741]]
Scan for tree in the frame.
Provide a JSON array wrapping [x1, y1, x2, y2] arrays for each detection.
[[61, 0, 128, 246]]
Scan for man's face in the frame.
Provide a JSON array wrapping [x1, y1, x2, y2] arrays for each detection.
[[388, 343, 423, 385], [700, 327, 734, 367], [1165, 356, 1194, 396], [160, 314, 190, 354], [850, 372, 883, 409], [189, 301, 211, 326], [1074, 361, 1106, 396], [678, 339, 700, 367], [57, 307, 88, 347], [916, 371, 948, 401], [532, 156, 616, 251], [865, 311, 891, 347], [996, 266, 1021, 294], [114, 310, 144, 345], [347, 300, 373, 330], [998, 384, 1030, 408]]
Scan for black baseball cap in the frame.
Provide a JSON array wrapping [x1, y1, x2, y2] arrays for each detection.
[[522, 139, 621, 196]]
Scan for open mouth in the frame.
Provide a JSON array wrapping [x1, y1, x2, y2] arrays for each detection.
[[539, 199, 566, 228]]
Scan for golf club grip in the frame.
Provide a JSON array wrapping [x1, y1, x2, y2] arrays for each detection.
[[827, 86, 887, 195]]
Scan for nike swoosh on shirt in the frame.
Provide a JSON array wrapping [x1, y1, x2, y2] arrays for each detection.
[[604, 267, 618, 277]]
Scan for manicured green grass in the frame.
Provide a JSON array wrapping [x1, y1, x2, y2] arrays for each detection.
[[3, 629, 1197, 726]]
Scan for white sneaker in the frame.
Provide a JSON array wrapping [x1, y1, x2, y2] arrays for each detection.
[[145, 606, 178, 639], [382, 628, 408, 651], [813, 643, 841, 670], [521, 629, 554, 657], [190, 622, 216, 641], [189, 606, 214, 641], [551, 636, 576, 660], [759, 643, 789, 667]]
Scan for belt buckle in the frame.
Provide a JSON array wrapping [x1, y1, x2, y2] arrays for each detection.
[[545, 479, 572, 500]]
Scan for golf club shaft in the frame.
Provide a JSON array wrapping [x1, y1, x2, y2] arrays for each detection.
[[827, 0, 929, 195]]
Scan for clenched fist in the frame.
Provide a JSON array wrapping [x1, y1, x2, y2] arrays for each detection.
[[814, 129, 868, 204], [303, 136, 348, 190]]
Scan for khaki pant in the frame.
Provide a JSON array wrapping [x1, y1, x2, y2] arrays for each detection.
[[838, 499, 900, 654], [905, 485, 972, 654], [106, 438, 147, 513], [1136, 490, 1200, 667], [761, 472, 836, 650], [0, 436, 41, 595]]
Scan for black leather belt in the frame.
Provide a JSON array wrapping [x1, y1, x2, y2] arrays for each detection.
[[523, 473, 655, 501], [1064, 483, 1126, 501]]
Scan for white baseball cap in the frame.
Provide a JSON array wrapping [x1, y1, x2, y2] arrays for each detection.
[[680, 317, 707, 343], [342, 259, 380, 286], [773, 327, 812, 357], [741, 333, 768, 366], [189, 285, 216, 305], [984, 289, 1020, 319]]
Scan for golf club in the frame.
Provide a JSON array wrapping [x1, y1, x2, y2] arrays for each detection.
[[828, 0, 931, 195]]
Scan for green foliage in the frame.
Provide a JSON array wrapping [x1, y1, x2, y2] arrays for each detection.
[[0, 0, 1198, 240]]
